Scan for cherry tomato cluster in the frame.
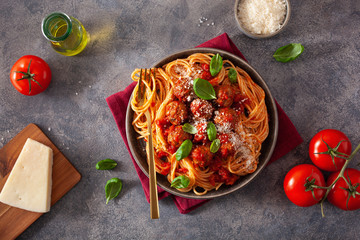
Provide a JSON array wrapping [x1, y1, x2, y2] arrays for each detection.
[[284, 129, 360, 213]]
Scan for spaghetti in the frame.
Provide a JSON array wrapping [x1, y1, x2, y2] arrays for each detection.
[[131, 53, 269, 195]]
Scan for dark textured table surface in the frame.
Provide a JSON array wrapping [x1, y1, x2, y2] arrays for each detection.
[[1, 0, 359, 239]]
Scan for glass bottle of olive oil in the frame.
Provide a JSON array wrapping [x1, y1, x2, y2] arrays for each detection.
[[42, 12, 89, 56]]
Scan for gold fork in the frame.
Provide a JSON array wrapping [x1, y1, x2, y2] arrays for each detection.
[[137, 68, 159, 219]]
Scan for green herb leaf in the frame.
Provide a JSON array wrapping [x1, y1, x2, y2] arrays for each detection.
[[207, 122, 217, 141], [210, 139, 221, 153], [193, 78, 216, 100], [273, 43, 304, 63], [171, 175, 190, 189], [228, 68, 237, 83], [210, 53, 223, 76], [96, 159, 117, 170], [105, 177, 122, 204], [182, 123, 197, 134], [175, 139, 193, 161]]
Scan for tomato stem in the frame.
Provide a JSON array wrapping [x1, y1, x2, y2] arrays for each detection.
[[341, 175, 351, 188], [311, 185, 328, 189], [315, 139, 350, 170], [13, 59, 43, 94]]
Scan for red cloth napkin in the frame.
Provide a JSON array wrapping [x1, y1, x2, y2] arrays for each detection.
[[106, 33, 303, 214]]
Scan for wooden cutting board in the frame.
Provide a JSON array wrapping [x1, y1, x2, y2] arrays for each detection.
[[0, 123, 81, 240]]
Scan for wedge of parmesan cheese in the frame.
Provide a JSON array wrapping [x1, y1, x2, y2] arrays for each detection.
[[0, 138, 53, 213]]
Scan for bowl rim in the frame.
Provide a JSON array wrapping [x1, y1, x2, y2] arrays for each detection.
[[234, 0, 291, 39], [125, 48, 279, 199]]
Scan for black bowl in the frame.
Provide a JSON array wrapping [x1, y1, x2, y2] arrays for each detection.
[[125, 48, 278, 199]]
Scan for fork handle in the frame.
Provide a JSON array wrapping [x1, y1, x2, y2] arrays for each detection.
[[146, 112, 159, 219]]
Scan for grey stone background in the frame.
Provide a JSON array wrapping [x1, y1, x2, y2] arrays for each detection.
[[0, 0, 359, 239]]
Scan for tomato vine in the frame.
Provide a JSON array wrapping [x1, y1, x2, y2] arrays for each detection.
[[311, 142, 360, 217]]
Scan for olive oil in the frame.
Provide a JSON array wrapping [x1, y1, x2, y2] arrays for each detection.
[[42, 12, 89, 56]]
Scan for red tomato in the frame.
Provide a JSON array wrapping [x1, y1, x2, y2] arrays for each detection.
[[327, 168, 360, 211], [309, 129, 351, 172], [10, 55, 52, 96], [284, 164, 326, 207]]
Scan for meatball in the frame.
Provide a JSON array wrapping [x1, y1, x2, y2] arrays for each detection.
[[193, 122, 208, 143], [214, 108, 237, 130], [216, 85, 234, 107], [167, 125, 192, 148], [191, 145, 214, 168], [220, 142, 235, 158], [174, 80, 192, 102], [218, 133, 235, 158], [190, 99, 214, 120], [166, 101, 188, 125]]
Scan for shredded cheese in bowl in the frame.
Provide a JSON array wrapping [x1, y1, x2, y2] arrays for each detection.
[[236, 0, 288, 37]]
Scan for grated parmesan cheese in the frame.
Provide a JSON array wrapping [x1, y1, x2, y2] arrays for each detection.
[[237, 0, 287, 35]]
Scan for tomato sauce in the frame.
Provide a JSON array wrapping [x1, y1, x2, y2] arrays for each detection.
[[156, 118, 171, 137], [160, 162, 171, 175], [176, 168, 188, 174], [232, 93, 250, 113], [157, 151, 168, 160], [200, 64, 213, 81], [218, 167, 239, 185]]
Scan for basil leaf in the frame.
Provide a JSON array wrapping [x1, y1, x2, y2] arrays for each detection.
[[210, 139, 221, 153], [105, 177, 122, 204], [171, 175, 190, 189], [175, 139, 193, 161], [96, 159, 117, 170], [273, 43, 304, 63], [210, 53, 223, 76], [193, 78, 216, 100], [228, 68, 237, 83], [182, 123, 197, 134], [207, 122, 217, 141]]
